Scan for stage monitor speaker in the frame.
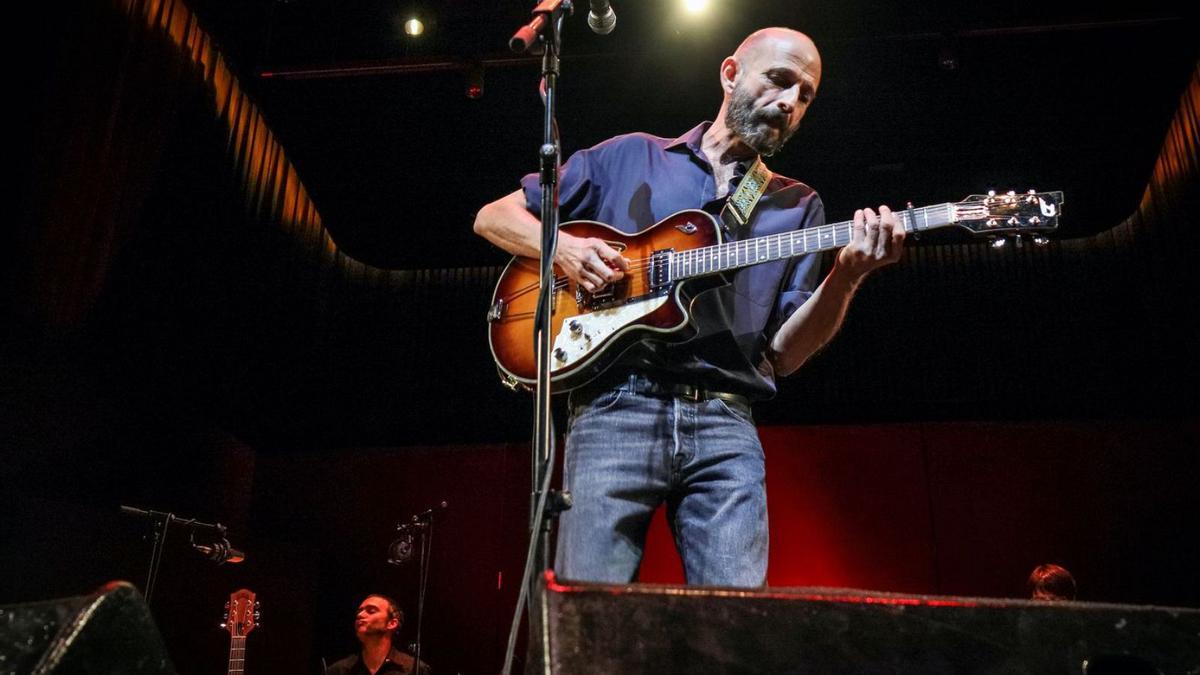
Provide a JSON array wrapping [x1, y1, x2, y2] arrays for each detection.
[[539, 572, 1200, 674], [0, 580, 175, 674]]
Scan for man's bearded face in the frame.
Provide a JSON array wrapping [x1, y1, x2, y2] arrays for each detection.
[[724, 80, 797, 157]]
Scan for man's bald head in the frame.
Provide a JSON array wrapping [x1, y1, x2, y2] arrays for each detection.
[[731, 28, 822, 86], [718, 28, 822, 157]]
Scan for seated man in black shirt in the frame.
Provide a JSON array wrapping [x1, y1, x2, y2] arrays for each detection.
[[325, 595, 430, 675]]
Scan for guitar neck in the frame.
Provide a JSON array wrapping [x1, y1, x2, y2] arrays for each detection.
[[671, 202, 956, 280], [228, 636, 246, 675]]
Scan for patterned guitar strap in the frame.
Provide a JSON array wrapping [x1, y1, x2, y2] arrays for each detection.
[[720, 155, 773, 236]]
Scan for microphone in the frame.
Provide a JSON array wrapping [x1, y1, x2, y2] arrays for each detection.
[[194, 539, 245, 564], [587, 0, 616, 35], [387, 501, 448, 565], [387, 532, 416, 565], [411, 501, 449, 522]]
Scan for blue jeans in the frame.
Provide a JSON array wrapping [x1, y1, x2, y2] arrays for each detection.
[[555, 380, 768, 587]]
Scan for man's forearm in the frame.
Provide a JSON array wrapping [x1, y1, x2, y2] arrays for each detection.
[[473, 188, 543, 258], [473, 189, 628, 292], [767, 264, 864, 377]]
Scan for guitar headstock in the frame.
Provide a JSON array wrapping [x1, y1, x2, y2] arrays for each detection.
[[952, 190, 1063, 244], [222, 588, 259, 637]]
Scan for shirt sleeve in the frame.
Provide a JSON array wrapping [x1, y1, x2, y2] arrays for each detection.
[[766, 192, 825, 338], [519, 146, 602, 222]]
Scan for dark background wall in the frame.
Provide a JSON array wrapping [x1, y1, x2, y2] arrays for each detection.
[[3, 1, 1198, 674]]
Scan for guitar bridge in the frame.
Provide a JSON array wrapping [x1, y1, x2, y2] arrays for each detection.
[[576, 280, 624, 311], [487, 299, 504, 322]]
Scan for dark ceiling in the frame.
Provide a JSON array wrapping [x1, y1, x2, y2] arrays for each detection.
[[117, 2, 1200, 269]]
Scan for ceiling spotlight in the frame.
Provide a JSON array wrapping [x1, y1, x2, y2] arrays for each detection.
[[404, 18, 424, 37], [682, 0, 710, 14]]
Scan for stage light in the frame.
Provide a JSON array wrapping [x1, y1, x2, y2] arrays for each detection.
[[682, 0, 710, 14], [404, 18, 424, 36], [466, 63, 484, 99]]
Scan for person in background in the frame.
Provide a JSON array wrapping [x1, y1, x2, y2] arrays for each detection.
[[325, 595, 431, 675], [1027, 563, 1076, 601]]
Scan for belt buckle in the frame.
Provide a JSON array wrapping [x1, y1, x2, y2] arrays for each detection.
[[680, 385, 704, 402]]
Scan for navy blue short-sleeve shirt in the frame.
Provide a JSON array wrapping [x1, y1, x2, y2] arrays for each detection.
[[521, 122, 824, 400]]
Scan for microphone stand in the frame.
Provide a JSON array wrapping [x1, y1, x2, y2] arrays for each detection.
[[119, 505, 230, 604], [503, 3, 574, 675], [412, 513, 433, 675], [143, 510, 170, 604], [388, 502, 446, 674]]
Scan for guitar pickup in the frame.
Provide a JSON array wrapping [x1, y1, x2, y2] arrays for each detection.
[[649, 249, 674, 290]]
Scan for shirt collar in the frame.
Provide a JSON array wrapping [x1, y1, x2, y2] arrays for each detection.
[[351, 648, 406, 671], [665, 121, 711, 155], [667, 121, 759, 178]]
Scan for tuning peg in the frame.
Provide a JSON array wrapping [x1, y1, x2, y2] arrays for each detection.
[[1031, 235, 1050, 246], [220, 622, 228, 629], [989, 237, 1007, 250]]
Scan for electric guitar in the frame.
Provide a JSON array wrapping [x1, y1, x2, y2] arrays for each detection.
[[488, 190, 1063, 392], [221, 589, 259, 675]]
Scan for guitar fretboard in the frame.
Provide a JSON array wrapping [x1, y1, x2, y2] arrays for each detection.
[[227, 636, 246, 675], [669, 202, 955, 280]]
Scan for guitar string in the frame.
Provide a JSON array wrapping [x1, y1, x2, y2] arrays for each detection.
[[500, 199, 1047, 302], [502, 207, 935, 300]]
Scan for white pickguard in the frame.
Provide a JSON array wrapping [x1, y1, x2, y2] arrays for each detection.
[[552, 296, 672, 372]]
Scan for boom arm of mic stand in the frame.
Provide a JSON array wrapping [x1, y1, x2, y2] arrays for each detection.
[[120, 505, 227, 534]]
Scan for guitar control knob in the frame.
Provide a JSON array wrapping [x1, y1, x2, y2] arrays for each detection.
[[553, 348, 567, 362], [568, 320, 582, 335]]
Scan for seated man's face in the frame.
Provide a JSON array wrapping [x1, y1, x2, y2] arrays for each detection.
[[355, 596, 396, 637]]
